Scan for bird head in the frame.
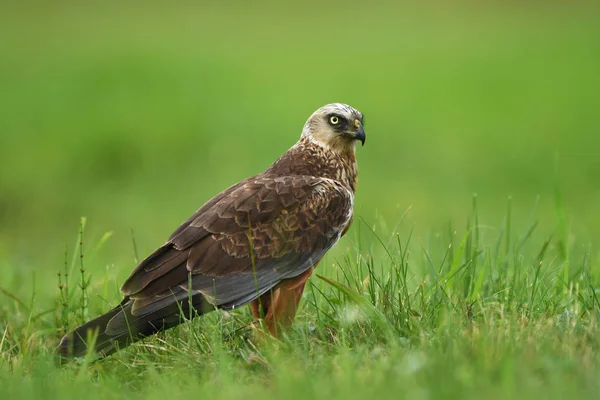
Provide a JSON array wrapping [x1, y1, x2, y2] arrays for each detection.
[[301, 103, 366, 153]]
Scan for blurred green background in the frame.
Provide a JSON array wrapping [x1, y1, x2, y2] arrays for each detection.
[[1, 2, 599, 293]]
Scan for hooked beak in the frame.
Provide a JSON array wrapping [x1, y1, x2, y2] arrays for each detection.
[[354, 124, 366, 146]]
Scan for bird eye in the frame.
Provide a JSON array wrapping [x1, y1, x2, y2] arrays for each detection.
[[329, 116, 339, 125]]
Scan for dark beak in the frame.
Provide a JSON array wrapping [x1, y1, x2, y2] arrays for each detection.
[[355, 125, 366, 146]]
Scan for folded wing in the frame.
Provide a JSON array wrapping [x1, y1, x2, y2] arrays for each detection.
[[107, 175, 353, 334]]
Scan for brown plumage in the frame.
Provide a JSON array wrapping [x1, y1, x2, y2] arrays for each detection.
[[58, 103, 366, 361]]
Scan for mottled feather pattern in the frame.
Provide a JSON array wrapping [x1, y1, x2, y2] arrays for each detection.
[[120, 136, 357, 314]]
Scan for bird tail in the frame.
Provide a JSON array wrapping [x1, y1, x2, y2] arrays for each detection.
[[57, 293, 211, 363]]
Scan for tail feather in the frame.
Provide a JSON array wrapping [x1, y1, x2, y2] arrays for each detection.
[[57, 293, 211, 363]]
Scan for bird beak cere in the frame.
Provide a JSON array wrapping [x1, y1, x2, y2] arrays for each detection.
[[353, 120, 366, 146]]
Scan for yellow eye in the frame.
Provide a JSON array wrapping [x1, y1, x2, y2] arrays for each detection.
[[329, 116, 339, 125]]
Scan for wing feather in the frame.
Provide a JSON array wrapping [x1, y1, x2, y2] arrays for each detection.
[[120, 175, 353, 315]]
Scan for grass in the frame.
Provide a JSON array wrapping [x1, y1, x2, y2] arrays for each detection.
[[1, 198, 599, 399]]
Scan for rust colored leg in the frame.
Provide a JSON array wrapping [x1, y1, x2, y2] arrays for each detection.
[[250, 266, 315, 337], [250, 290, 272, 319]]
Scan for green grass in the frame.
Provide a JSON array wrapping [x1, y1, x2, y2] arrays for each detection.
[[2, 201, 600, 399], [1, 2, 600, 399]]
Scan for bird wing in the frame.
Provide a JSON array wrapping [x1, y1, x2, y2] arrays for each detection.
[[119, 175, 353, 317]]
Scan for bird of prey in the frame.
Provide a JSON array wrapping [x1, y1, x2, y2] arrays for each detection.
[[58, 103, 366, 361]]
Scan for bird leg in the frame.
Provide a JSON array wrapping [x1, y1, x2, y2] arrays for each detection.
[[250, 266, 314, 337]]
